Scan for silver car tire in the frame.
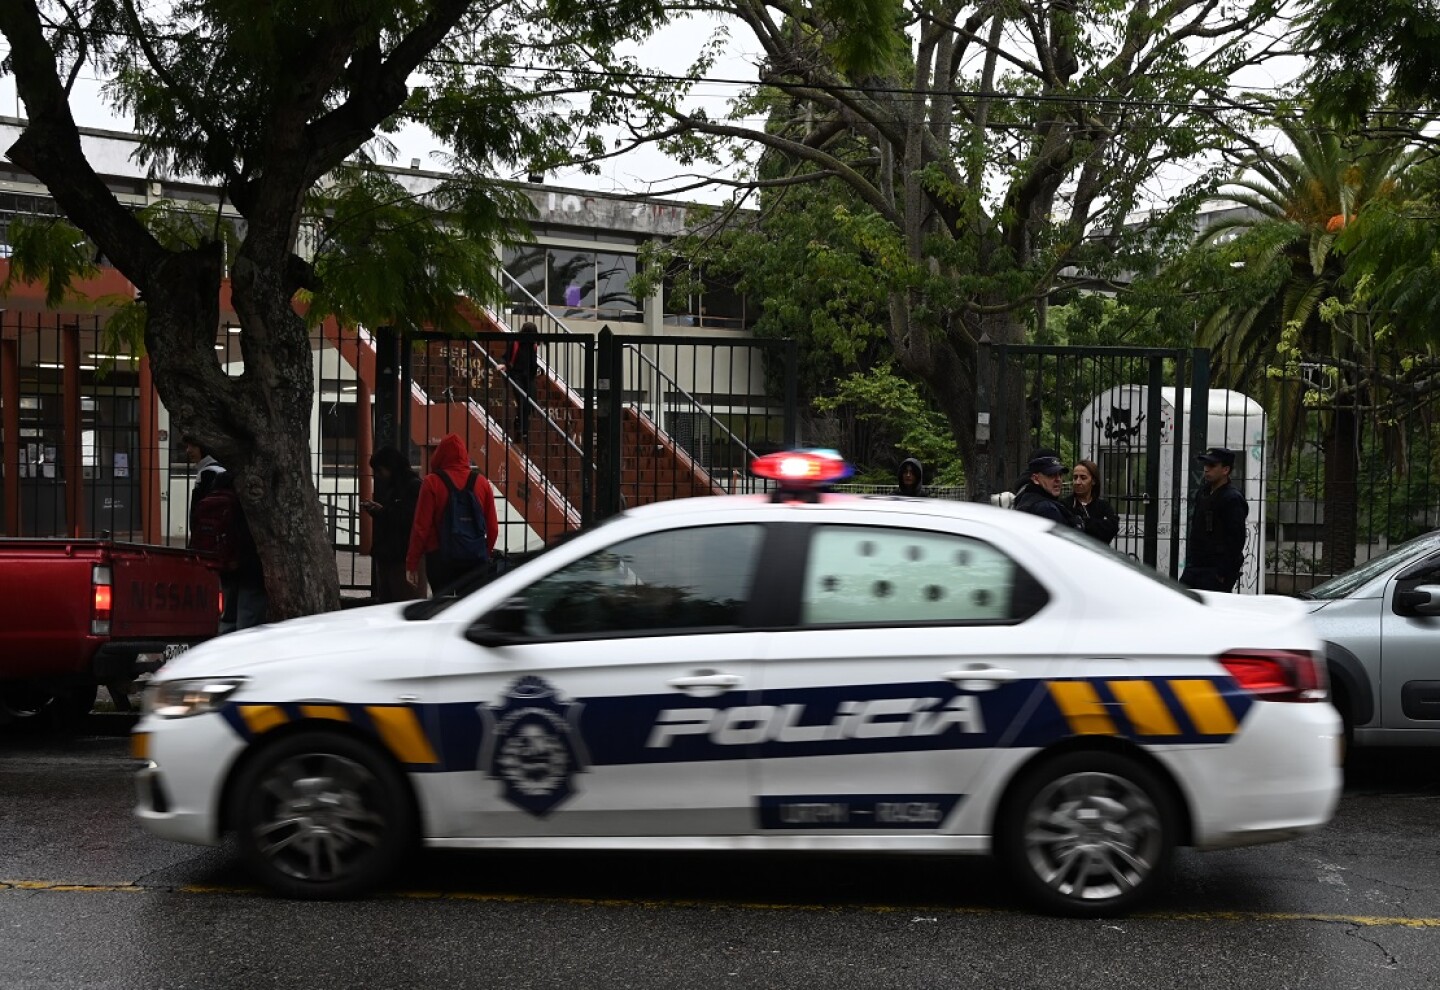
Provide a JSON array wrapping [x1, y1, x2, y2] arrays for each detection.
[[232, 731, 416, 899], [998, 750, 1177, 917]]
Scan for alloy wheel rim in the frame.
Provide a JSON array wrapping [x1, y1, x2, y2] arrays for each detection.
[[252, 753, 386, 882], [1022, 770, 1162, 903]]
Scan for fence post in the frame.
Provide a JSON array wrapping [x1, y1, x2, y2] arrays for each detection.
[[397, 329, 414, 464], [1, 337, 19, 536], [975, 335, 993, 501], [581, 334, 595, 526], [1185, 348, 1212, 576], [596, 326, 624, 519], [374, 325, 399, 453], [1144, 356, 1164, 569]]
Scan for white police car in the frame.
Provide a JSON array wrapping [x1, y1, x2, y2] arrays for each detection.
[[133, 451, 1341, 916]]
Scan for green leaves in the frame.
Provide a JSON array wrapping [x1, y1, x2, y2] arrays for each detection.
[[1, 217, 100, 308], [302, 165, 532, 331]]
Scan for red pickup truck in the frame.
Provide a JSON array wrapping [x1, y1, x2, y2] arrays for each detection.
[[0, 540, 221, 726]]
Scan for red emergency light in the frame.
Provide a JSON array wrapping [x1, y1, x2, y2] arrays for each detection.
[[750, 449, 854, 487]]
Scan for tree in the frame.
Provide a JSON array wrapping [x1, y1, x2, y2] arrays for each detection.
[[0, 0, 662, 618], [1187, 110, 1421, 574], [606, 0, 1288, 494]]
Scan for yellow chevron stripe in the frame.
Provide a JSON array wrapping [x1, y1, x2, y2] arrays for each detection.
[[1169, 680, 1238, 736], [129, 732, 150, 761], [239, 704, 289, 735], [299, 705, 350, 722], [366, 706, 439, 765], [1047, 681, 1117, 735], [1107, 680, 1181, 737]]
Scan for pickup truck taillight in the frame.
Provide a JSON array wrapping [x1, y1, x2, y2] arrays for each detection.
[[1220, 649, 1328, 702], [91, 564, 113, 636]]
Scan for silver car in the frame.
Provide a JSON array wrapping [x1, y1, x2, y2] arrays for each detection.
[[1301, 531, 1440, 747]]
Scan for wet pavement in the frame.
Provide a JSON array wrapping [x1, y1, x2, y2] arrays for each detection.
[[1, 729, 1438, 989]]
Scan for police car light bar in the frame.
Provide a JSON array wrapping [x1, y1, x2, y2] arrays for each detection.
[[750, 449, 854, 486]]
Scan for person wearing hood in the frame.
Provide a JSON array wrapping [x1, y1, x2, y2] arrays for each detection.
[[1013, 454, 1082, 528], [405, 434, 499, 596], [895, 457, 927, 497]]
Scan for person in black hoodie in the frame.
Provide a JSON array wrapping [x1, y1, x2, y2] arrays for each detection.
[[363, 446, 422, 602], [1063, 458, 1120, 545], [1014, 454, 1082, 529], [498, 322, 541, 442], [895, 457, 927, 497]]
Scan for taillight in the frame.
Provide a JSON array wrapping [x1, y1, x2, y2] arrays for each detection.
[[1220, 649, 1327, 702], [92, 564, 113, 636], [218, 589, 225, 617]]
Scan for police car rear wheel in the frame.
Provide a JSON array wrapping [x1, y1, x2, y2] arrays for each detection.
[[233, 732, 415, 899], [1000, 751, 1175, 917]]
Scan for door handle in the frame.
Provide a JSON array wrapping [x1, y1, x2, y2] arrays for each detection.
[[667, 671, 743, 697], [942, 667, 1020, 692]]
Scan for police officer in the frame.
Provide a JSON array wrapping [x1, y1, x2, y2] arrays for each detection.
[[1181, 447, 1249, 593], [1013, 454, 1081, 528]]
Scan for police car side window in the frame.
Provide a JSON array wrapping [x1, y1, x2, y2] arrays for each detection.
[[519, 524, 765, 637], [801, 525, 1043, 626]]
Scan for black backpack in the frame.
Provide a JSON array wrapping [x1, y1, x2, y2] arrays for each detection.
[[437, 469, 489, 563]]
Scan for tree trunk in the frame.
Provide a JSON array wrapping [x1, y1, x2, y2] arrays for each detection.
[[886, 287, 1028, 501], [144, 248, 340, 621], [1322, 404, 1360, 577]]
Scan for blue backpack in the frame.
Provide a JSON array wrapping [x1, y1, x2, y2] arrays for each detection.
[[437, 469, 489, 563]]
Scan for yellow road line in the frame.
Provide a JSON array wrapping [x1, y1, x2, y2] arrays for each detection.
[[4, 879, 1438, 927]]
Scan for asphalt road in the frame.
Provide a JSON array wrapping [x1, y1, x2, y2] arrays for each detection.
[[2, 723, 1439, 990]]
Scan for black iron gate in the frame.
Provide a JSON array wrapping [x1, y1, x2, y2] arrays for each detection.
[[381, 324, 799, 555], [983, 344, 1212, 579]]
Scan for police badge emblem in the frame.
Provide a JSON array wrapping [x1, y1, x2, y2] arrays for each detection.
[[479, 675, 590, 816]]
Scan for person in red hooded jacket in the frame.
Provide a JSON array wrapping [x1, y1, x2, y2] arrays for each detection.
[[405, 434, 499, 595]]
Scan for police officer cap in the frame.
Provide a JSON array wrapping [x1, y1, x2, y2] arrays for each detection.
[[1027, 455, 1066, 476], [1197, 446, 1236, 467]]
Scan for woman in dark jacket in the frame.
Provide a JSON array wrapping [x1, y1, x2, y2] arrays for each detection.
[[363, 446, 421, 602], [1063, 458, 1120, 546]]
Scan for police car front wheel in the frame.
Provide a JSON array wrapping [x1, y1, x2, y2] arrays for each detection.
[[231, 731, 417, 899], [998, 751, 1177, 917]]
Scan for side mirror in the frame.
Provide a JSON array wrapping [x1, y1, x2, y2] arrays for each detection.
[[1395, 584, 1440, 617], [465, 598, 532, 647]]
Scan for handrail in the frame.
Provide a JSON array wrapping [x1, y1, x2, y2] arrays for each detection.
[[495, 269, 750, 468], [623, 343, 757, 467]]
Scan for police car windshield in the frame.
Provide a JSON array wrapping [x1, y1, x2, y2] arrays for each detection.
[[1046, 523, 1202, 603], [402, 523, 615, 621]]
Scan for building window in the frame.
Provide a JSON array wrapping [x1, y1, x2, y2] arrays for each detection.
[[501, 245, 644, 323], [662, 263, 753, 329]]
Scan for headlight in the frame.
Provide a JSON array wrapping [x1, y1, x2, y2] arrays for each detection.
[[143, 678, 247, 718]]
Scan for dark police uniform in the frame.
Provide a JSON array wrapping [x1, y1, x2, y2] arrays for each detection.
[[1181, 447, 1249, 593], [1013, 455, 1082, 529]]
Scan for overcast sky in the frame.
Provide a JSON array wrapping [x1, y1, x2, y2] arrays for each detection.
[[0, 13, 757, 204], [0, 13, 1304, 211]]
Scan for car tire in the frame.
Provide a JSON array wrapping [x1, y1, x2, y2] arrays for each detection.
[[997, 750, 1177, 918], [232, 731, 416, 900]]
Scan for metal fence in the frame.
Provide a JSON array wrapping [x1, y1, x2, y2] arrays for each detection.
[[0, 308, 797, 595], [982, 344, 1440, 594]]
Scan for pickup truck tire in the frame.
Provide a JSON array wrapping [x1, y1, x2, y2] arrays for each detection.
[[232, 731, 416, 899], [0, 682, 95, 730]]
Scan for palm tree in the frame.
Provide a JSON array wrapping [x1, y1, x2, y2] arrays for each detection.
[[1193, 112, 1418, 576]]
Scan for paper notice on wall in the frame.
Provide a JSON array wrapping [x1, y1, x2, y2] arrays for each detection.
[[114, 452, 130, 478]]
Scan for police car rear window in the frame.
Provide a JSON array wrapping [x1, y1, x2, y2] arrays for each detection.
[[799, 525, 1047, 625], [1047, 524, 1202, 602]]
